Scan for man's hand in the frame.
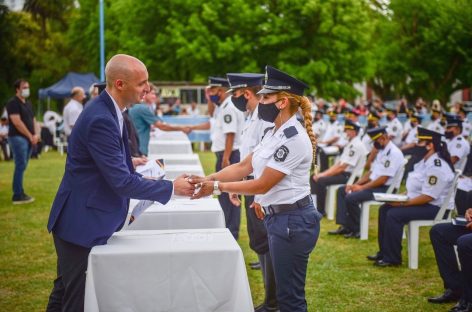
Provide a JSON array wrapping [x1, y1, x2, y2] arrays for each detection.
[[229, 193, 241, 206], [466, 208, 472, 230], [312, 174, 319, 182], [132, 156, 148, 168], [187, 175, 209, 185], [350, 184, 364, 192], [222, 158, 230, 169], [173, 174, 195, 197], [182, 126, 192, 134], [251, 202, 265, 220], [31, 134, 40, 145], [191, 181, 214, 199]]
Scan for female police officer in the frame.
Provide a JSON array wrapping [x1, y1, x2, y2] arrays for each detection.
[[191, 65, 321, 312], [368, 127, 455, 267]]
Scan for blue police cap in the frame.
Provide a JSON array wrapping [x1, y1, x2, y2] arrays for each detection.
[[367, 126, 388, 140], [445, 114, 462, 128], [410, 114, 422, 123], [417, 127, 441, 141], [208, 76, 229, 88], [257, 65, 309, 96], [226, 73, 264, 92]]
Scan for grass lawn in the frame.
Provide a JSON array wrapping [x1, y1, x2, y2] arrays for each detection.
[[0, 150, 448, 311]]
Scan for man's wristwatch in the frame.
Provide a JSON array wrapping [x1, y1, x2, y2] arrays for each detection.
[[213, 181, 222, 196]]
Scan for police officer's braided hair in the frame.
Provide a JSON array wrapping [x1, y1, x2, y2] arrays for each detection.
[[277, 92, 318, 172]]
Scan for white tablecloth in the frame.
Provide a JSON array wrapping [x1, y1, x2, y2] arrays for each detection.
[[151, 130, 190, 141], [147, 154, 202, 166], [125, 198, 225, 231], [164, 164, 205, 180], [148, 140, 193, 155], [84, 229, 253, 312]]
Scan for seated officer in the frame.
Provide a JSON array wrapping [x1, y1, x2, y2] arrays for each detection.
[[330, 127, 404, 238], [401, 114, 427, 179], [310, 120, 367, 216], [385, 105, 403, 147], [428, 208, 472, 312], [427, 107, 445, 134], [445, 115, 470, 171], [362, 111, 381, 169], [318, 111, 344, 171], [369, 128, 455, 267], [312, 109, 326, 139]]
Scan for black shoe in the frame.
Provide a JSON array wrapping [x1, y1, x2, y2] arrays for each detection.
[[450, 300, 472, 312], [254, 304, 280, 312], [367, 253, 382, 261], [12, 193, 35, 205], [250, 262, 261, 270], [428, 289, 461, 304], [373, 259, 401, 267], [328, 226, 350, 235], [344, 231, 360, 239]]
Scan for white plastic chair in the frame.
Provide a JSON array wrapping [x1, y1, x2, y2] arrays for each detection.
[[359, 158, 407, 240], [325, 155, 367, 220], [406, 169, 461, 269]]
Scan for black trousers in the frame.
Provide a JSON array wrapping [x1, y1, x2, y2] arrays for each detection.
[[215, 150, 241, 239], [46, 234, 91, 312], [310, 172, 350, 215], [456, 189, 472, 216], [430, 223, 472, 302]]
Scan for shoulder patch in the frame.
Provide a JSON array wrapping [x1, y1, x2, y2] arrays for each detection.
[[428, 176, 437, 185], [224, 114, 232, 124], [384, 160, 390, 168], [274, 145, 289, 162], [283, 126, 298, 138], [223, 102, 229, 109], [457, 137, 462, 141], [434, 159, 442, 167]]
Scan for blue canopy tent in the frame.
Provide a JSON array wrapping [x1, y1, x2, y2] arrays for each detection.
[[38, 72, 99, 114]]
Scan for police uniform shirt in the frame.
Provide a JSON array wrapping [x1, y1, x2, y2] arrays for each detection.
[[406, 153, 454, 206], [336, 123, 349, 148], [211, 97, 245, 153], [240, 104, 273, 160], [209, 105, 220, 143], [427, 118, 445, 134], [313, 118, 326, 139], [321, 120, 342, 143], [369, 141, 404, 185], [338, 136, 368, 172], [447, 135, 471, 170], [361, 132, 373, 153], [404, 125, 419, 145], [252, 115, 312, 207], [462, 120, 472, 138], [386, 117, 404, 146]]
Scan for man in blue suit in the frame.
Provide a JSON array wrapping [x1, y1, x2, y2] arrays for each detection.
[[46, 54, 195, 312]]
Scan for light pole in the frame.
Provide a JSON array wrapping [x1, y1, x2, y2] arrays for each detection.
[[99, 0, 105, 81]]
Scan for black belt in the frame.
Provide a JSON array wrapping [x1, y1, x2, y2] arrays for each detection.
[[264, 195, 312, 215]]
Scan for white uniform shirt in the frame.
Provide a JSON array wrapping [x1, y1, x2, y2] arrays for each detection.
[[210, 97, 245, 152], [370, 141, 404, 186], [386, 117, 403, 147], [406, 153, 454, 207], [252, 116, 312, 206], [361, 131, 373, 153], [447, 135, 471, 171], [427, 119, 445, 134], [312, 118, 326, 139], [240, 105, 273, 160], [63, 99, 83, 136], [462, 120, 472, 138], [338, 136, 368, 172], [321, 120, 342, 143], [404, 125, 419, 145], [209, 105, 220, 143]]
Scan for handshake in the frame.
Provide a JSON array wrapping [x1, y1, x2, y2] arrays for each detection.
[[172, 174, 218, 199]]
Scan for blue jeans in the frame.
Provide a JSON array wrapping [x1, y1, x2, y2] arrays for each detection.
[[9, 136, 32, 196], [264, 203, 322, 312]]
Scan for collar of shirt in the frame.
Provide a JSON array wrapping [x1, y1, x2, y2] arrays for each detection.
[[106, 90, 126, 137], [423, 152, 439, 167]]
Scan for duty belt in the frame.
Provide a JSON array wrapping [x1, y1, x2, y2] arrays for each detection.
[[264, 195, 312, 215]]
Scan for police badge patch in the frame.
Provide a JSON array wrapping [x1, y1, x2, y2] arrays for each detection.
[[428, 176, 437, 185], [274, 145, 289, 162], [224, 114, 232, 123], [349, 150, 355, 157], [393, 126, 397, 132], [384, 160, 390, 168]]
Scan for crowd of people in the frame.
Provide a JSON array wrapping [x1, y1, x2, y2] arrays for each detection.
[[2, 53, 472, 312]]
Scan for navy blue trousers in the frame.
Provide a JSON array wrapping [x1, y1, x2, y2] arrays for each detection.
[[310, 172, 350, 215], [336, 186, 388, 232], [378, 203, 439, 264], [430, 223, 472, 302], [215, 150, 241, 239], [264, 204, 322, 312]]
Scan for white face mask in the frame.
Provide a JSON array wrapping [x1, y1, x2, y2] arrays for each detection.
[[21, 88, 30, 98]]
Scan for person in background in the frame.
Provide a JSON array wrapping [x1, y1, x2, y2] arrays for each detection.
[[427, 107, 445, 134], [385, 105, 403, 147], [0, 117, 10, 160], [457, 108, 472, 139], [6, 79, 39, 204], [312, 109, 326, 140], [445, 115, 470, 171], [188, 101, 200, 116], [63, 87, 85, 140]]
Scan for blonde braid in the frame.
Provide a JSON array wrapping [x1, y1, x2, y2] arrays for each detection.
[[276, 92, 318, 172]]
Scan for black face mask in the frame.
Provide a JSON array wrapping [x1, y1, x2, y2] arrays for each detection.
[[373, 141, 384, 150], [445, 131, 454, 139], [258, 101, 280, 123], [431, 115, 438, 121], [367, 122, 376, 129], [231, 95, 248, 112], [387, 115, 394, 121], [329, 119, 336, 124]]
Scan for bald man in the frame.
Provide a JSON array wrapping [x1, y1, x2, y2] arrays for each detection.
[[46, 54, 195, 312], [63, 86, 85, 138]]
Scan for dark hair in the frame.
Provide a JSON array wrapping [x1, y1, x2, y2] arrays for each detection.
[[432, 137, 455, 172], [14, 79, 27, 90]]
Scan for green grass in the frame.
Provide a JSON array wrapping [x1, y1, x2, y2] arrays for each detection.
[[0, 151, 448, 311]]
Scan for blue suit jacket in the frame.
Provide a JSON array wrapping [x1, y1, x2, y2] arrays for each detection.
[[47, 91, 173, 248]]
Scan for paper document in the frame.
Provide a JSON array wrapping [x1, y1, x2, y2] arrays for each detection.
[[452, 217, 468, 227], [373, 193, 408, 202]]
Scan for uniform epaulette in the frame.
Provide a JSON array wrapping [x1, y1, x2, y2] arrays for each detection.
[[457, 137, 462, 141], [223, 102, 229, 109], [284, 126, 298, 138], [386, 149, 391, 156], [264, 126, 274, 136]]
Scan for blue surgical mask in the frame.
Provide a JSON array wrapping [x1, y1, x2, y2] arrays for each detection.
[[210, 95, 221, 106], [231, 95, 248, 112], [258, 101, 280, 123]]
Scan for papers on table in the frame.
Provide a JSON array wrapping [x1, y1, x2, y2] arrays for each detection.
[[452, 217, 468, 227], [135, 159, 165, 179], [373, 193, 408, 202]]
